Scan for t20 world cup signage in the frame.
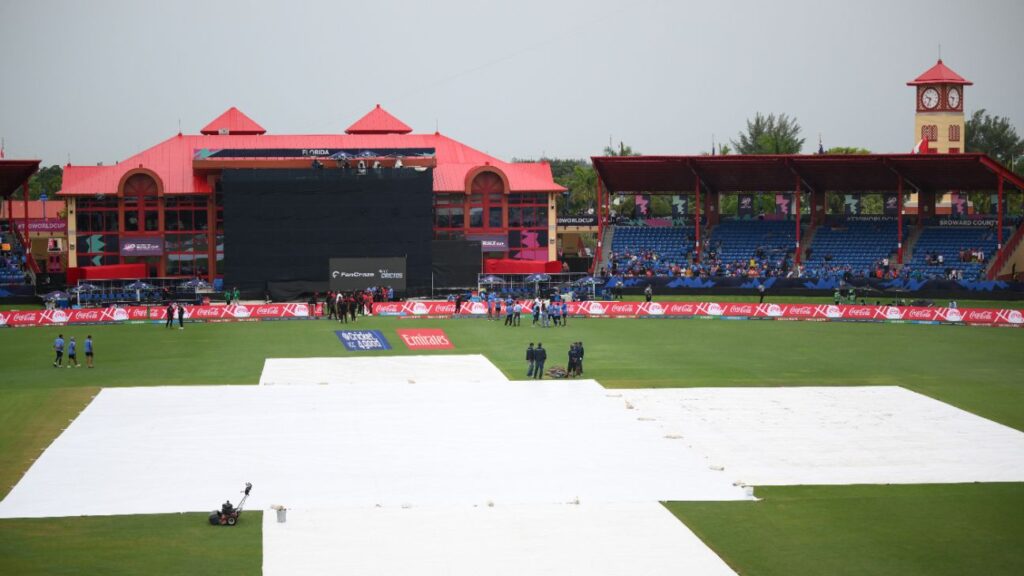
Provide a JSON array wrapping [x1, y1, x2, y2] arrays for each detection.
[[329, 257, 407, 291]]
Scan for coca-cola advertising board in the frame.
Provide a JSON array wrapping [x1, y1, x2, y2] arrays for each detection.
[[0, 301, 1020, 328]]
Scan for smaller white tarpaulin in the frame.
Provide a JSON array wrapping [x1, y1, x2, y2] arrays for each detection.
[[262, 502, 737, 576], [258, 354, 508, 386], [621, 386, 1024, 486]]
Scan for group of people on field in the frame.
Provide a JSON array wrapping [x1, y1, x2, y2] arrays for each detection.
[[321, 289, 379, 322], [52, 333, 94, 368], [525, 341, 584, 379], [165, 302, 186, 329]]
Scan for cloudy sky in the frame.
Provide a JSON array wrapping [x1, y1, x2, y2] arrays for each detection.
[[1, 0, 1021, 167]]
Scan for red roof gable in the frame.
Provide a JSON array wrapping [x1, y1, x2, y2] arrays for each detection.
[[59, 132, 564, 196], [907, 59, 972, 86], [345, 105, 413, 135], [200, 107, 266, 135]]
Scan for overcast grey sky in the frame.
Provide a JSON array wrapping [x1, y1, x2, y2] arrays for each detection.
[[1, 0, 1021, 167]]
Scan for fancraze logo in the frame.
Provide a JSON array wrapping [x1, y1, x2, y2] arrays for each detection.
[[333, 271, 375, 278]]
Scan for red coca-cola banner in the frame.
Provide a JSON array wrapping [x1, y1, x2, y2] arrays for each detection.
[[1, 301, 1020, 328], [0, 303, 321, 328], [379, 300, 1024, 326]]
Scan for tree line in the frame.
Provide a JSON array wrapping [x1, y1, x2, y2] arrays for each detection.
[[13, 110, 1023, 210], [520, 110, 1023, 217]]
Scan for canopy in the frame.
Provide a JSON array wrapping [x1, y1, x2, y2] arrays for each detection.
[[592, 154, 1024, 194]]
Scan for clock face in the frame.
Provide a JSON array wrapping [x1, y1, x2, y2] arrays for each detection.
[[921, 87, 940, 110], [947, 87, 961, 109]]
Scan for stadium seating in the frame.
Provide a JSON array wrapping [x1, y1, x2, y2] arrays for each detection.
[[608, 226, 694, 276], [802, 220, 904, 279], [608, 221, 797, 277], [703, 220, 795, 276], [908, 226, 1011, 281]]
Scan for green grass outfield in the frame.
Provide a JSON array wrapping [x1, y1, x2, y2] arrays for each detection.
[[0, 315, 1022, 575]]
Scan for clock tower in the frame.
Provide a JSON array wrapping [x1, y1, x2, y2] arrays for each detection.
[[908, 59, 971, 153]]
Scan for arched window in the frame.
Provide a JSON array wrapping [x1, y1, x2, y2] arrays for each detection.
[[469, 171, 505, 229], [121, 172, 160, 232]]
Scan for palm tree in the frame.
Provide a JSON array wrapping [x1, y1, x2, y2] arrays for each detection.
[[732, 113, 804, 154]]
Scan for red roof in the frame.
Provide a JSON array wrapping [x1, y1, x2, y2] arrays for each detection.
[[0, 159, 41, 198], [59, 112, 564, 196], [907, 59, 972, 86], [7, 200, 64, 219], [200, 107, 266, 135], [345, 105, 413, 135], [592, 154, 1023, 194]]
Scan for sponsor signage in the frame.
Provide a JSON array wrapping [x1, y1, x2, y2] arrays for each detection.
[[119, 236, 164, 256], [466, 233, 509, 251], [14, 219, 68, 233], [336, 330, 392, 351], [194, 147, 436, 160], [556, 215, 598, 226], [938, 218, 998, 227], [329, 257, 407, 291], [396, 328, 454, 349], [0, 302, 1020, 328]]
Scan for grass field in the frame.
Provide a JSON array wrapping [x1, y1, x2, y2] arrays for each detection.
[[668, 483, 1024, 576], [0, 314, 1021, 574]]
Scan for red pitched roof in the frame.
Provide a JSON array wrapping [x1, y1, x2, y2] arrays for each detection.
[[200, 107, 266, 135], [592, 154, 1023, 193], [59, 131, 564, 196], [8, 200, 64, 219], [345, 105, 413, 135], [0, 159, 41, 197], [907, 59, 972, 86]]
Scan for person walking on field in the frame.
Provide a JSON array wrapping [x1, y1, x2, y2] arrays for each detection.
[[67, 336, 80, 367], [53, 333, 65, 367], [533, 342, 547, 379], [177, 303, 185, 329], [165, 302, 175, 328], [85, 335, 94, 368], [526, 342, 536, 378], [758, 282, 766, 303], [644, 284, 653, 303]]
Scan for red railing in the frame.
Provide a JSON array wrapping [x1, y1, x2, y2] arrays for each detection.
[[988, 222, 1024, 280]]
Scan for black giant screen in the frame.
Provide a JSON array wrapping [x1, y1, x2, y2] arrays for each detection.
[[221, 168, 433, 297]]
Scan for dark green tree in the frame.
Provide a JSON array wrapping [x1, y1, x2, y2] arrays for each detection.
[[732, 113, 805, 154], [965, 109, 1023, 174], [826, 146, 871, 155], [603, 141, 640, 157], [25, 165, 64, 200]]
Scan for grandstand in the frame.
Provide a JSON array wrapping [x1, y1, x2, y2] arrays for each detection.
[[802, 220, 904, 279], [705, 220, 795, 277], [609, 226, 693, 276], [909, 225, 1012, 281]]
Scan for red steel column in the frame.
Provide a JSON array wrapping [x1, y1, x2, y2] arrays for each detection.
[[22, 182, 29, 247], [997, 175, 1004, 248], [694, 175, 701, 263], [897, 176, 904, 264], [594, 178, 604, 274], [794, 179, 801, 266]]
